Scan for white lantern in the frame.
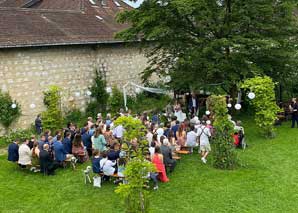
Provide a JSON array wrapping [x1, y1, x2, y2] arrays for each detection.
[[199, 90, 204, 94], [86, 90, 92, 96], [227, 103, 232, 108], [30, 103, 36, 109], [206, 91, 211, 95], [234, 103, 241, 110], [135, 87, 141, 94], [106, 87, 112, 94], [11, 103, 17, 109], [248, 92, 255, 100], [205, 110, 210, 115], [75, 92, 80, 97], [164, 75, 171, 83]]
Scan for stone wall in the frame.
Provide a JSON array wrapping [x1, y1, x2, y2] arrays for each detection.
[[0, 44, 148, 130]]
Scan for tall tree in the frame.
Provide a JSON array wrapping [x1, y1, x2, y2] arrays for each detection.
[[117, 0, 298, 97]]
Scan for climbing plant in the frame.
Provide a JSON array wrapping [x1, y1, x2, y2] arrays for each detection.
[[241, 76, 280, 138], [0, 91, 21, 132], [114, 116, 154, 213], [42, 85, 63, 132], [86, 68, 109, 117], [206, 95, 237, 169]]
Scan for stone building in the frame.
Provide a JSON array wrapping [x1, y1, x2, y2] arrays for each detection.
[[0, 0, 148, 130]]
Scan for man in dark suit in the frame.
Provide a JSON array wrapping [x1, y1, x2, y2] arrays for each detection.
[[53, 135, 68, 163], [290, 98, 298, 128], [160, 138, 176, 173], [62, 132, 72, 154], [188, 93, 199, 117], [39, 144, 58, 175], [82, 128, 92, 157], [35, 114, 42, 135], [7, 139, 19, 162]]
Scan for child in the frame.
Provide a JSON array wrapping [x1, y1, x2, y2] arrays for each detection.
[[92, 149, 102, 174], [114, 157, 126, 184], [197, 121, 211, 164]]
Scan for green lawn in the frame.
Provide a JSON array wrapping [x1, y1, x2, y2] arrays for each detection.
[[1, 120, 298, 213]]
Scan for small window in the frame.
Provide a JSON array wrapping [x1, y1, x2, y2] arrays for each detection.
[[114, 1, 121, 7], [96, 15, 103, 21], [89, 0, 96, 5]]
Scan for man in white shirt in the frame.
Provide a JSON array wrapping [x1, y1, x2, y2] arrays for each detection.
[[197, 122, 211, 164]]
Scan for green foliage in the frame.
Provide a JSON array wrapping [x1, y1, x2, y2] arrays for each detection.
[[42, 86, 63, 132], [108, 86, 124, 113], [207, 95, 237, 169], [114, 116, 154, 213], [241, 76, 280, 138], [64, 109, 85, 127], [0, 91, 21, 130], [128, 92, 171, 114], [116, 0, 298, 95], [0, 128, 33, 148], [87, 69, 109, 117], [115, 158, 155, 213]]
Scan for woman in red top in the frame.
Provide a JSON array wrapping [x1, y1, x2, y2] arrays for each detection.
[[152, 146, 169, 182]]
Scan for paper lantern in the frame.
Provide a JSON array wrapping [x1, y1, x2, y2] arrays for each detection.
[[234, 103, 241, 110], [11, 103, 17, 109], [86, 90, 92, 96], [206, 91, 211, 95], [227, 103, 232, 108], [164, 75, 171, 83], [30, 103, 36, 109], [248, 92, 255, 100], [75, 92, 80, 97], [135, 87, 141, 94], [199, 90, 204, 94], [106, 87, 112, 93], [205, 110, 210, 115]]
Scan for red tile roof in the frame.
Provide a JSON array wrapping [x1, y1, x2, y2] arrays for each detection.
[[0, 0, 132, 48]]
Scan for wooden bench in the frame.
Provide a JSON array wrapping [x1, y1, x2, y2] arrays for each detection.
[[175, 150, 190, 155], [172, 156, 181, 160]]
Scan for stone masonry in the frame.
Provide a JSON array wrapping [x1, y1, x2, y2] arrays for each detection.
[[0, 44, 148, 130]]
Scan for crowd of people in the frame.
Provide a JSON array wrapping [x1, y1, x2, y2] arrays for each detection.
[[7, 101, 245, 189]]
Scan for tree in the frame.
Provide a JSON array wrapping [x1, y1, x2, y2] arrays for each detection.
[[0, 91, 21, 132], [117, 0, 298, 99], [86, 69, 109, 117], [114, 116, 154, 213], [42, 86, 63, 132], [241, 76, 280, 138], [206, 95, 237, 169]]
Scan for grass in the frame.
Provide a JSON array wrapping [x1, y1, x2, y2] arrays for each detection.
[[1, 119, 298, 213]]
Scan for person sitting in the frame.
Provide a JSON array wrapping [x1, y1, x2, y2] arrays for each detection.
[[92, 127, 107, 153], [92, 149, 102, 174], [7, 139, 19, 162], [53, 135, 70, 164], [18, 139, 32, 168], [151, 146, 169, 182], [62, 132, 72, 154], [39, 144, 59, 175], [107, 143, 120, 161], [160, 139, 176, 173], [72, 133, 88, 163], [100, 151, 116, 176], [186, 125, 197, 153], [38, 135, 47, 151], [31, 141, 40, 171]]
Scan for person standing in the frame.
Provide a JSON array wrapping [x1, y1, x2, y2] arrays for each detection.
[[35, 114, 42, 135], [188, 93, 199, 117], [289, 98, 298, 128], [197, 121, 211, 164]]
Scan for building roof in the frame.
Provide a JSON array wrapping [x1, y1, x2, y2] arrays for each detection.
[[0, 0, 132, 48]]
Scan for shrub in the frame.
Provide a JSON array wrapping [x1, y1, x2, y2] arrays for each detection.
[[114, 116, 155, 213], [87, 69, 109, 116], [64, 109, 85, 127], [241, 76, 280, 138], [207, 95, 237, 170], [0, 91, 21, 132], [0, 128, 34, 148], [42, 86, 63, 132], [108, 86, 124, 113]]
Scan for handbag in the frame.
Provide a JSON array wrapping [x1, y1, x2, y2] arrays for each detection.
[[93, 176, 101, 188]]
